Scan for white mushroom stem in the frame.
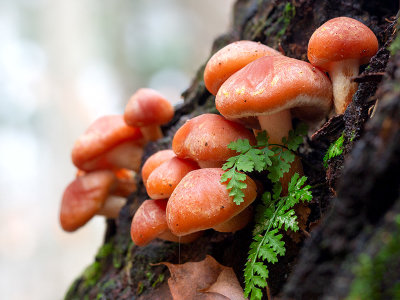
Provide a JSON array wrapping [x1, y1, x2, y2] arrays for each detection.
[[97, 196, 127, 219], [258, 109, 293, 144], [257, 110, 304, 192], [329, 59, 359, 114], [213, 207, 253, 232], [140, 125, 163, 142]]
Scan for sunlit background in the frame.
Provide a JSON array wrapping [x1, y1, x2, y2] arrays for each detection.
[[0, 1, 234, 299]]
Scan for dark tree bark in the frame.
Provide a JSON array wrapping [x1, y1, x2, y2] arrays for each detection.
[[65, 1, 400, 299]]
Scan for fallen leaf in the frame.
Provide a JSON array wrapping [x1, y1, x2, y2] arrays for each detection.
[[160, 255, 246, 300]]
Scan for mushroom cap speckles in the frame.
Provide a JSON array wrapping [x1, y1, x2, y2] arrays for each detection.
[[60, 170, 115, 232], [71, 115, 143, 170], [204, 40, 282, 95], [166, 168, 257, 236], [215, 56, 333, 123], [172, 114, 256, 163], [307, 17, 378, 71], [124, 88, 174, 127], [146, 157, 199, 199]]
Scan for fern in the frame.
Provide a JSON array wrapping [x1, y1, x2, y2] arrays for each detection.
[[323, 133, 344, 168], [220, 124, 312, 300]]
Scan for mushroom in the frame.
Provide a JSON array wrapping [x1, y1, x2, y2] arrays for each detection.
[[141, 149, 176, 186], [307, 17, 378, 114], [166, 168, 257, 236], [77, 168, 137, 197], [216, 55, 332, 145], [60, 170, 127, 232], [146, 157, 199, 199], [124, 88, 174, 141], [72, 115, 144, 172], [172, 114, 256, 168], [204, 40, 282, 95], [130, 199, 202, 246]]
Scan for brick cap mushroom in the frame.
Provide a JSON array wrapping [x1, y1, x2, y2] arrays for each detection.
[[216, 55, 332, 144], [124, 88, 174, 141], [131, 199, 202, 246], [146, 157, 199, 199], [141, 149, 176, 186], [308, 17, 378, 114], [72, 115, 144, 172], [60, 170, 120, 232], [166, 168, 257, 236], [204, 40, 282, 95], [172, 114, 256, 168]]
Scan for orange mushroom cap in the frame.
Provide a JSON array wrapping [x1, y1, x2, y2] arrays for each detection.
[[60, 170, 115, 232], [172, 114, 256, 167], [71, 115, 143, 171], [146, 157, 199, 199], [166, 168, 257, 236], [124, 88, 174, 127], [131, 199, 202, 246], [307, 17, 378, 71], [216, 56, 333, 125], [141, 149, 176, 185], [204, 40, 282, 95]]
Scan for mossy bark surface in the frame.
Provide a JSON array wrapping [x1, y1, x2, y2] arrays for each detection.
[[65, 1, 400, 299]]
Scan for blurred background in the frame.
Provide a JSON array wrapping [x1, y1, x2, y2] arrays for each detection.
[[0, 0, 234, 299]]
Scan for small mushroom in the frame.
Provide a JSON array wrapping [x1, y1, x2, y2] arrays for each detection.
[[141, 149, 176, 186], [308, 17, 378, 114], [146, 157, 199, 199], [166, 168, 257, 236], [172, 114, 256, 168], [130, 199, 202, 246], [60, 170, 126, 232], [204, 40, 282, 95], [72, 115, 144, 172], [124, 88, 174, 141]]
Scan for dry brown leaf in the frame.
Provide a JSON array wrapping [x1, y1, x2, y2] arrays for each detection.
[[161, 255, 246, 300]]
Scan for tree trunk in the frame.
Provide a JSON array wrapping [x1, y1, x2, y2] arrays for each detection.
[[65, 1, 400, 299]]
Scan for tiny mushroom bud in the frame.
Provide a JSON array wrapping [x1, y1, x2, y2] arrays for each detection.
[[60, 170, 126, 232], [146, 157, 199, 199], [172, 114, 256, 168], [124, 88, 174, 141], [308, 17, 378, 114], [72, 115, 144, 172], [131, 199, 202, 246], [204, 40, 282, 95], [166, 168, 257, 236], [141, 149, 176, 186]]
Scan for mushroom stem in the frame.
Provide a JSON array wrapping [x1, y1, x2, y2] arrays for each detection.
[[213, 207, 253, 232], [97, 196, 127, 218], [257, 110, 304, 192], [257, 109, 293, 144], [198, 160, 225, 168], [329, 59, 359, 114], [140, 125, 163, 142]]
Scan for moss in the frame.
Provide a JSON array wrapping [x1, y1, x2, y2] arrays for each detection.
[[388, 19, 400, 55], [276, 2, 296, 38], [82, 262, 102, 288], [347, 215, 400, 299], [152, 274, 165, 288], [137, 282, 144, 295], [96, 243, 113, 259]]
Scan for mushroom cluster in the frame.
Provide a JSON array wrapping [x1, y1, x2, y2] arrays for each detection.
[[60, 17, 378, 251], [59, 89, 174, 232]]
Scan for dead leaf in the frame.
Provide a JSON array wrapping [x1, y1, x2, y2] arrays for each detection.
[[160, 255, 246, 300]]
